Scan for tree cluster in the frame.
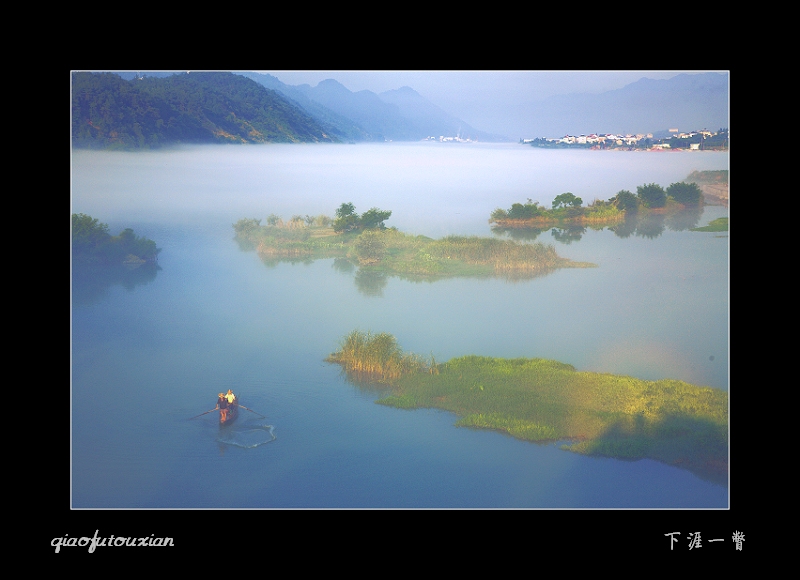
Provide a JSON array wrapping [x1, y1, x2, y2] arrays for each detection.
[[608, 182, 703, 211], [72, 213, 160, 266], [490, 194, 585, 222], [333, 202, 392, 233], [552, 192, 583, 209], [491, 180, 703, 223]]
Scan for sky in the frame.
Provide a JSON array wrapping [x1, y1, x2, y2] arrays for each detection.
[[254, 70, 726, 138]]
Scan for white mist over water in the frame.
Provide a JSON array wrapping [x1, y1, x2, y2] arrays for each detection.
[[72, 142, 728, 237]]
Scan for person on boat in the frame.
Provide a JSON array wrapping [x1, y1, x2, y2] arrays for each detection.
[[216, 392, 229, 421], [225, 389, 236, 404]]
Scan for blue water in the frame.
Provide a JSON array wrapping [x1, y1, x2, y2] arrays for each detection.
[[71, 143, 728, 508]]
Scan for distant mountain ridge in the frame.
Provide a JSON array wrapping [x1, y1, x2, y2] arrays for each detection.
[[378, 86, 491, 140], [241, 72, 504, 142], [524, 72, 729, 138], [244, 71, 727, 142], [296, 78, 418, 140]]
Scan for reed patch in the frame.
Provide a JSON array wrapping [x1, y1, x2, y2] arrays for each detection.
[[325, 330, 434, 381]]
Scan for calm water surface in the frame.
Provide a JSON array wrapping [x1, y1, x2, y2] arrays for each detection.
[[71, 143, 729, 508]]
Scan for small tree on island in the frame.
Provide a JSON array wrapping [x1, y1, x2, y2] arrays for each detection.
[[333, 202, 392, 233], [552, 192, 583, 209], [666, 182, 703, 206], [359, 207, 393, 230], [333, 202, 360, 232], [611, 190, 638, 213], [637, 183, 667, 208], [505, 199, 544, 220]]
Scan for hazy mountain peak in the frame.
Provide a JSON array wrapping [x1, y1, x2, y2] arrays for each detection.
[[316, 78, 350, 91], [385, 86, 419, 95], [527, 72, 728, 137]]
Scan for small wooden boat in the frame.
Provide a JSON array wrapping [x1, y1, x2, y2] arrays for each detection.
[[219, 395, 239, 426]]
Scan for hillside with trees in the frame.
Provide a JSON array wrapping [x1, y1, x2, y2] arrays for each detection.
[[71, 72, 337, 150], [239, 72, 383, 142]]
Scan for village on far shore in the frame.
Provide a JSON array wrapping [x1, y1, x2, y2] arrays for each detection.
[[419, 127, 729, 150], [520, 127, 729, 151]]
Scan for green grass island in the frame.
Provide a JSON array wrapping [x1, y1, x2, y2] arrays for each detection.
[[233, 202, 596, 281], [326, 330, 728, 486]]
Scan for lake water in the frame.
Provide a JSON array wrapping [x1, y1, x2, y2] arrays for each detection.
[[71, 142, 729, 508]]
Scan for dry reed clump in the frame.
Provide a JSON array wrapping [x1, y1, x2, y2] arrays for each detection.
[[327, 330, 431, 381], [490, 205, 625, 229], [428, 236, 564, 272]]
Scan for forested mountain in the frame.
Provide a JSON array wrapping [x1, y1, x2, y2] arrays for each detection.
[[71, 71, 337, 149], [293, 79, 421, 141], [238, 72, 379, 142]]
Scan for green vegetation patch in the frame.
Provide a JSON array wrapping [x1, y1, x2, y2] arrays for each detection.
[[376, 394, 419, 409], [455, 413, 559, 440], [691, 217, 728, 232], [327, 332, 728, 485]]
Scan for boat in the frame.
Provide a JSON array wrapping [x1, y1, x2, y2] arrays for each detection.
[[219, 394, 239, 426]]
